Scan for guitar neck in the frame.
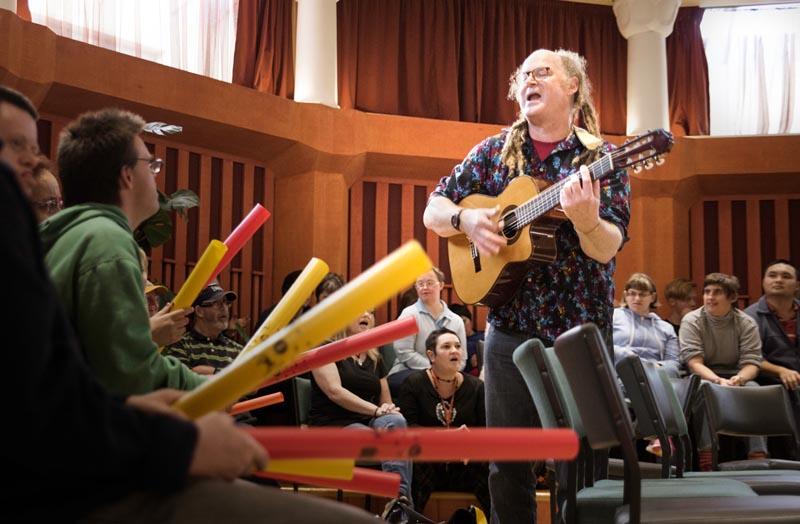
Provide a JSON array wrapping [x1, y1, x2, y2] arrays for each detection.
[[514, 153, 615, 228]]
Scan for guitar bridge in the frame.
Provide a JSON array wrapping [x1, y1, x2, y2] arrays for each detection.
[[469, 240, 482, 273]]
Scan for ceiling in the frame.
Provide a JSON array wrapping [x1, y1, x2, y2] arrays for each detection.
[[564, 0, 798, 7]]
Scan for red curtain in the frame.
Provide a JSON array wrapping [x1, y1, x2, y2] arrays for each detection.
[[666, 7, 710, 136], [233, 0, 295, 98], [233, 0, 709, 136]]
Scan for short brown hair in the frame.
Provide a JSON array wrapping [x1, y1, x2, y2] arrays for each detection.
[[57, 108, 145, 207], [703, 272, 739, 299], [622, 272, 660, 309], [664, 278, 697, 301]]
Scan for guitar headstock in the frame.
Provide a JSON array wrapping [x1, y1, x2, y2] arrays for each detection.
[[612, 129, 674, 173]]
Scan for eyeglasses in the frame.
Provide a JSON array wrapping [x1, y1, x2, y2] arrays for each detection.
[[415, 280, 441, 289], [515, 66, 552, 85], [3, 134, 40, 157], [625, 290, 652, 298], [134, 157, 163, 174], [33, 198, 63, 214], [200, 300, 232, 309]]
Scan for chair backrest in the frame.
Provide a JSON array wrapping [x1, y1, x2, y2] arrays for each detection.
[[616, 356, 674, 479], [669, 374, 700, 422], [702, 382, 800, 466], [555, 323, 642, 522], [292, 376, 313, 426], [513, 338, 561, 430], [380, 343, 397, 371], [476, 339, 485, 376]]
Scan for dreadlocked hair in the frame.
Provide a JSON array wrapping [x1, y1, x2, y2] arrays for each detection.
[[555, 49, 600, 138], [499, 116, 530, 177]]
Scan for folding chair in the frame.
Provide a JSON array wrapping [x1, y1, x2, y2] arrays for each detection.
[[554, 323, 800, 524]]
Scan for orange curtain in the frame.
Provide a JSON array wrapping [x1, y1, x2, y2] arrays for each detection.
[[233, 0, 295, 98], [233, 0, 709, 136]]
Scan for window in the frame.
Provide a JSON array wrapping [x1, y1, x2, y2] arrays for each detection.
[[29, 0, 239, 82]]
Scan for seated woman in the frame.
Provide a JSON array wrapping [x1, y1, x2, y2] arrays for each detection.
[[397, 328, 490, 516], [613, 272, 681, 378], [309, 310, 412, 504]]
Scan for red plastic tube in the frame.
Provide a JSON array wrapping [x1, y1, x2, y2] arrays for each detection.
[[243, 426, 579, 462], [230, 392, 284, 415], [206, 204, 270, 285], [259, 316, 418, 388]]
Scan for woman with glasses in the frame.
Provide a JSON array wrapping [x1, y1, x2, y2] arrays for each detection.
[[613, 272, 681, 378], [614, 273, 681, 457]]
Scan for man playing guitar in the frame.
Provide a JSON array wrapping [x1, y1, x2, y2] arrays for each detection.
[[423, 48, 631, 524]]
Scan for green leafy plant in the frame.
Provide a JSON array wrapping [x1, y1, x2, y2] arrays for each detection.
[[135, 189, 199, 252]]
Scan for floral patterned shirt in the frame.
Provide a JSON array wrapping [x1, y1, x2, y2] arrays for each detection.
[[431, 127, 631, 345]]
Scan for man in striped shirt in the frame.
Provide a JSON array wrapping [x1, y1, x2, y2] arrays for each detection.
[[163, 282, 242, 375]]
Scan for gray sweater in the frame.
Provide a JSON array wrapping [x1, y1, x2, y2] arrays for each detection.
[[679, 306, 762, 372]]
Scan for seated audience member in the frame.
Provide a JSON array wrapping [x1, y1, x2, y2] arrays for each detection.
[[256, 269, 310, 329], [316, 271, 346, 304], [398, 286, 418, 314], [664, 277, 698, 335], [309, 309, 413, 506], [29, 157, 63, 223], [744, 259, 800, 425], [613, 273, 681, 378], [0, 86, 38, 197], [397, 328, 490, 515], [680, 272, 767, 470], [163, 283, 241, 376], [39, 106, 205, 394], [448, 303, 484, 377], [0, 153, 379, 524], [138, 246, 191, 347], [388, 267, 467, 396]]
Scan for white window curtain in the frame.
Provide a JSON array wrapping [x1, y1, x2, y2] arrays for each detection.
[[701, 4, 800, 136], [28, 0, 240, 82]]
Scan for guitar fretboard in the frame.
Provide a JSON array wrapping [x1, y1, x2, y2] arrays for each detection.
[[505, 152, 615, 232]]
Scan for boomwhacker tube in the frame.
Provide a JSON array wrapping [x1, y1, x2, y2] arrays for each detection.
[[171, 240, 228, 311], [236, 257, 329, 359], [259, 315, 418, 388], [173, 240, 433, 419], [242, 426, 579, 462], [254, 467, 401, 498], [206, 203, 270, 286], [229, 392, 284, 416]]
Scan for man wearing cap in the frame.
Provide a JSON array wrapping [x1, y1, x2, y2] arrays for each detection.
[[40, 107, 204, 395], [163, 283, 243, 376]]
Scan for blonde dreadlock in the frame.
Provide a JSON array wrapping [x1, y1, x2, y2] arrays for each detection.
[[501, 49, 600, 177]]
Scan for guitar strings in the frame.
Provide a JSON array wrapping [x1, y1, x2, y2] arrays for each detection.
[[503, 153, 616, 231]]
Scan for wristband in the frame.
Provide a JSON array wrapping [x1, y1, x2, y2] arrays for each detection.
[[373, 406, 380, 417]]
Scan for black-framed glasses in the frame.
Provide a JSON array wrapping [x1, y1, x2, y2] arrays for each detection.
[[515, 66, 552, 85], [135, 157, 163, 174]]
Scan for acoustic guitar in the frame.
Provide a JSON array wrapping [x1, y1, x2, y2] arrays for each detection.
[[448, 129, 674, 307]]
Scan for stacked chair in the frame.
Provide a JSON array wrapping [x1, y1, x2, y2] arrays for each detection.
[[616, 354, 800, 494], [513, 323, 800, 524]]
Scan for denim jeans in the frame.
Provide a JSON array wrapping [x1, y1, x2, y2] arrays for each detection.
[[347, 413, 413, 503], [484, 325, 541, 524]]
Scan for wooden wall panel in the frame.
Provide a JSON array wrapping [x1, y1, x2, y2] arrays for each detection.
[[689, 195, 800, 308]]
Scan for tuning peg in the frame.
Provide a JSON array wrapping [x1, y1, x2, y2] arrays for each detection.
[[644, 159, 654, 170], [632, 164, 642, 174], [655, 156, 665, 166]]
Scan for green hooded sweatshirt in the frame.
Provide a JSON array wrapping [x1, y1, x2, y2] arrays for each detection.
[[39, 204, 205, 395]]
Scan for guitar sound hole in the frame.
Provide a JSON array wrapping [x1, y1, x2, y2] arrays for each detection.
[[501, 213, 519, 240]]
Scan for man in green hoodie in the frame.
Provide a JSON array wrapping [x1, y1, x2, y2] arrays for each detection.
[[40, 107, 203, 395]]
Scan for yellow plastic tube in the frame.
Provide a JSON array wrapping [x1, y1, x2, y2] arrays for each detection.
[[237, 257, 329, 359], [264, 459, 355, 480], [173, 240, 432, 419], [171, 240, 228, 311]]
